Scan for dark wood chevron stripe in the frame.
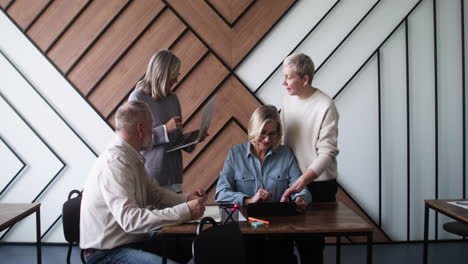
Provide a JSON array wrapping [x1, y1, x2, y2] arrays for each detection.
[[0, 0, 13, 10], [5, 0, 49, 30], [204, 0, 255, 27]]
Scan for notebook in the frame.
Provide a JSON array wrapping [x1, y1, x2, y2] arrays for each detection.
[[166, 96, 215, 152]]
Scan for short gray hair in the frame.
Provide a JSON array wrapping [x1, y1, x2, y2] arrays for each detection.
[[283, 53, 315, 84], [248, 105, 282, 148], [115, 101, 151, 131]]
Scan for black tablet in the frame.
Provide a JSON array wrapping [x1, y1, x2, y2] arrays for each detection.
[[246, 201, 297, 217]]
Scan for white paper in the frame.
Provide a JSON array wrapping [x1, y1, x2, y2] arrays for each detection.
[[447, 201, 468, 210]]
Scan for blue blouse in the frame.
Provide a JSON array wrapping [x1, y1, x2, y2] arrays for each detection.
[[215, 142, 312, 205]]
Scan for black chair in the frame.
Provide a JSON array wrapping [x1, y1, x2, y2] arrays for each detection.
[[192, 217, 246, 264], [443, 221, 468, 238], [62, 189, 85, 264]]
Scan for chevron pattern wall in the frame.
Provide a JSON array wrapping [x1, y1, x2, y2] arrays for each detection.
[[1, 0, 466, 244]]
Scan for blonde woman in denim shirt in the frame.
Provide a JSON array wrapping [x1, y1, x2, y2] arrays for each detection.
[[215, 105, 311, 264]]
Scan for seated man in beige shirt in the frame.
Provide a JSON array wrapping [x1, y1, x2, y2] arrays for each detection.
[[80, 101, 206, 264]]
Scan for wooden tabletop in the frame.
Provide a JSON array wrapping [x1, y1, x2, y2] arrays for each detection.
[[0, 203, 41, 231], [425, 199, 468, 223], [161, 202, 373, 235]]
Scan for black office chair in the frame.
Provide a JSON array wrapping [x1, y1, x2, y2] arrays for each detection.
[[443, 221, 468, 238], [62, 189, 85, 264], [192, 217, 246, 264]]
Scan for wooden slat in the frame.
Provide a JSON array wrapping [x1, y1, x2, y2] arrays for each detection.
[[175, 53, 229, 120], [167, 0, 231, 66], [68, 0, 165, 95], [182, 120, 246, 202], [47, 0, 128, 72], [0, 0, 13, 9], [336, 188, 389, 242], [232, 0, 294, 66], [6, 0, 49, 30], [27, 0, 89, 51], [170, 31, 208, 84], [88, 9, 186, 117], [207, 0, 253, 25], [182, 75, 260, 167]]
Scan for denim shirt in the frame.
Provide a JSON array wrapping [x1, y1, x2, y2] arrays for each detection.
[[215, 142, 312, 205]]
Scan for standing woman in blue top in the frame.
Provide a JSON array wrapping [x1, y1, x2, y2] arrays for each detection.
[[129, 49, 203, 193], [216, 105, 311, 264]]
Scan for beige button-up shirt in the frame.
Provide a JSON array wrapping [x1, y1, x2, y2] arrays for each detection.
[[80, 136, 191, 250]]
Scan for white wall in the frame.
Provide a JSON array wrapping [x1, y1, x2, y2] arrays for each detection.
[[0, 11, 113, 243], [237, 0, 466, 241]]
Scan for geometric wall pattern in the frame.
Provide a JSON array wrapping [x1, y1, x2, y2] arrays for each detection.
[[0, 0, 466, 243]]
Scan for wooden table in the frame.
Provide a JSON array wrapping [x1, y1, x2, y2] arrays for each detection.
[[423, 199, 468, 264], [0, 203, 41, 264], [161, 202, 373, 264]]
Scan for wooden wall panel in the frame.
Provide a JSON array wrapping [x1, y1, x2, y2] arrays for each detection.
[[170, 31, 208, 84], [6, 0, 48, 30], [182, 76, 261, 167], [27, 0, 88, 51], [0, 0, 13, 10], [207, 0, 253, 25], [183, 120, 247, 203], [88, 9, 186, 118], [175, 53, 229, 120], [47, 0, 128, 72], [68, 0, 165, 95]]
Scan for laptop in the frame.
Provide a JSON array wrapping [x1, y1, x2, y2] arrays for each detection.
[[166, 96, 215, 152]]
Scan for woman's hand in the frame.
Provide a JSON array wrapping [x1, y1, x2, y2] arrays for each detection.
[[165, 116, 182, 133], [280, 177, 306, 202], [294, 196, 307, 213], [244, 189, 272, 205]]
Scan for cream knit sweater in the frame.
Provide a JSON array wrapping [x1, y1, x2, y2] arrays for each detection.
[[281, 89, 339, 182]]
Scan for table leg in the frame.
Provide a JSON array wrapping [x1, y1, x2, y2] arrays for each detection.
[[162, 233, 167, 264], [423, 204, 429, 264], [336, 235, 341, 264], [367, 232, 372, 264], [36, 208, 41, 264]]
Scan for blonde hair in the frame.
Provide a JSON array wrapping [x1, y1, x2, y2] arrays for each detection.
[[248, 105, 282, 149], [136, 49, 181, 100], [283, 53, 315, 84], [115, 101, 150, 131]]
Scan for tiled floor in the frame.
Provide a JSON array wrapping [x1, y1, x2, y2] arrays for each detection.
[[0, 241, 466, 263]]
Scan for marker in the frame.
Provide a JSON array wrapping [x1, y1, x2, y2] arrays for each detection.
[[248, 217, 270, 225]]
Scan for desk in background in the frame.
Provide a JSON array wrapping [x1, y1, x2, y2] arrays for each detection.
[[161, 202, 373, 264], [423, 199, 468, 264], [0, 203, 41, 264]]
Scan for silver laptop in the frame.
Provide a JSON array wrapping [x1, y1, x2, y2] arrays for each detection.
[[166, 96, 215, 152]]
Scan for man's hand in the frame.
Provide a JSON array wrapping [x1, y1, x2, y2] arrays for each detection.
[[187, 188, 206, 202], [244, 189, 272, 205], [165, 116, 182, 133], [294, 196, 307, 213], [187, 198, 205, 219], [280, 177, 306, 202]]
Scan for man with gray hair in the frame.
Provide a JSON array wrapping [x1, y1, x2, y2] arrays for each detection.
[[80, 101, 206, 264]]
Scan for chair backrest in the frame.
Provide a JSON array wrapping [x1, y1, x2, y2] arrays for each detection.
[[62, 190, 85, 263], [443, 221, 468, 237], [192, 217, 246, 264]]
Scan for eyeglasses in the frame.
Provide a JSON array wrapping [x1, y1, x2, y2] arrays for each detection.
[[259, 130, 278, 139]]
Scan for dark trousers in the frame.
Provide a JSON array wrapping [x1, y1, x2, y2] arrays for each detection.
[[296, 179, 338, 264]]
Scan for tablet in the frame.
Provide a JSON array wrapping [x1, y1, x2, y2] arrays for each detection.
[[246, 202, 297, 217]]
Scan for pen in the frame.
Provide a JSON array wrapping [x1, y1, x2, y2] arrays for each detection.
[[248, 217, 270, 225], [223, 204, 239, 224]]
